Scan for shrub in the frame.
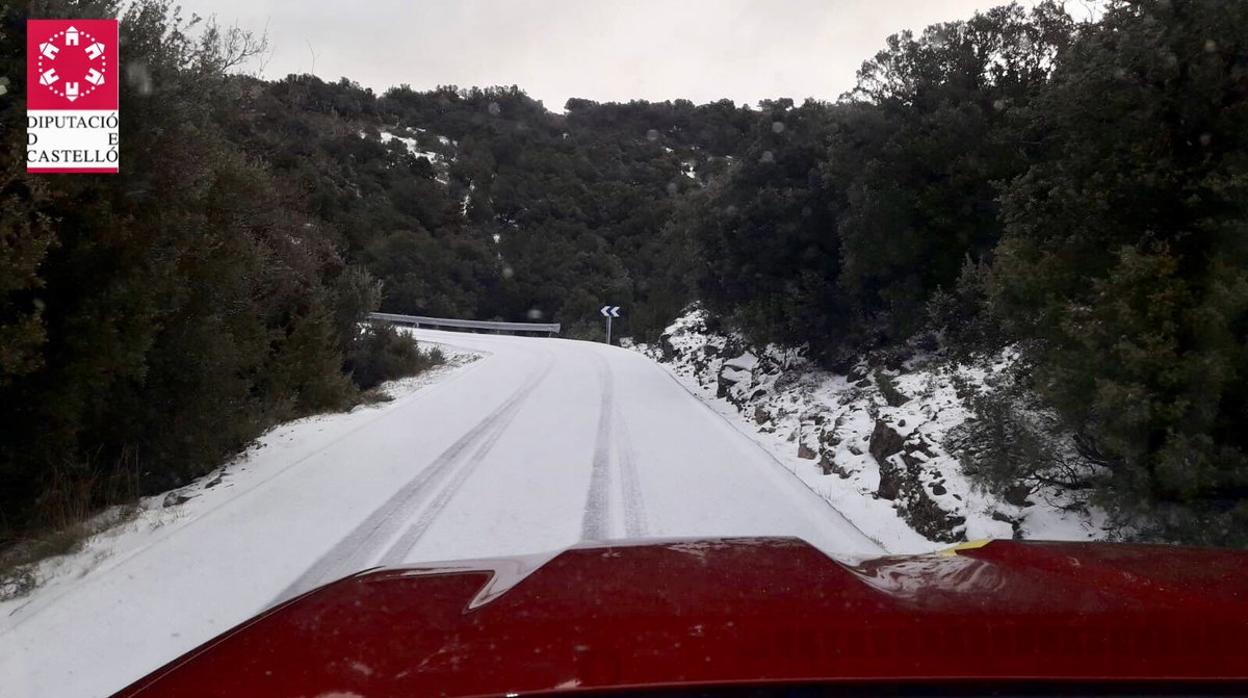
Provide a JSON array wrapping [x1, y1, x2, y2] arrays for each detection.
[[345, 324, 443, 390], [989, 0, 1248, 544], [946, 368, 1100, 506], [332, 265, 384, 354]]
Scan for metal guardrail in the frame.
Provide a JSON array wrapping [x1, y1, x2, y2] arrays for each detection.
[[369, 312, 560, 336]]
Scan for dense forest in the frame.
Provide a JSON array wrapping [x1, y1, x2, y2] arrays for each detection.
[[2, 0, 1247, 546], [693, 0, 1248, 544]]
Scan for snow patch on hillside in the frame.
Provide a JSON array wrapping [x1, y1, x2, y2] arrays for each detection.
[[633, 308, 1109, 552], [357, 128, 455, 184], [378, 130, 444, 163]]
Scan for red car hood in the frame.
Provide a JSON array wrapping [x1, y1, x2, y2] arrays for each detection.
[[118, 538, 1248, 696]]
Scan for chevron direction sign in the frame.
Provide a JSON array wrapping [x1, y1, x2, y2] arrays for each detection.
[[600, 305, 620, 344]]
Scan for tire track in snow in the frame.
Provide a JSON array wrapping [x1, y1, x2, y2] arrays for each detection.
[[616, 413, 647, 538], [581, 351, 648, 540], [2, 350, 495, 628], [377, 355, 551, 562], [276, 352, 554, 602], [580, 357, 614, 540]]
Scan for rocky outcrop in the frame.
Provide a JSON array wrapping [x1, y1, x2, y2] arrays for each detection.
[[876, 455, 903, 501], [1004, 484, 1034, 507], [818, 453, 850, 478], [716, 361, 752, 405], [715, 351, 758, 407], [868, 419, 905, 463], [658, 334, 678, 362], [752, 405, 771, 425], [638, 309, 1101, 548], [869, 419, 965, 542]]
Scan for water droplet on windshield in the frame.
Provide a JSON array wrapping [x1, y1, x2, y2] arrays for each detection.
[[646, 129, 660, 142], [126, 61, 152, 95], [759, 150, 775, 164], [487, 101, 501, 116], [771, 121, 785, 134]]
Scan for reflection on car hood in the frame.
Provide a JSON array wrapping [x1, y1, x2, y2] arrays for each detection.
[[118, 538, 1248, 696]]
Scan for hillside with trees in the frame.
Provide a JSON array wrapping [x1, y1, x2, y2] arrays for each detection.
[[692, 0, 1248, 544], [2, 0, 1247, 548], [219, 77, 756, 339]]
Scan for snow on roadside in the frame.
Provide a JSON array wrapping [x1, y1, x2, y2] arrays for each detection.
[[631, 308, 1109, 554], [0, 341, 482, 612]]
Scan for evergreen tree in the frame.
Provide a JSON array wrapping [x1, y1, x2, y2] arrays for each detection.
[[990, 0, 1248, 542]]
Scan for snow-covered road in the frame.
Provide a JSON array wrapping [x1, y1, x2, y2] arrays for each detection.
[[1, 330, 881, 697]]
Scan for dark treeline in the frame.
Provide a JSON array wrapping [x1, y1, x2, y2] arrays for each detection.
[[1, 0, 1246, 546], [0, 0, 440, 537], [222, 78, 756, 338]]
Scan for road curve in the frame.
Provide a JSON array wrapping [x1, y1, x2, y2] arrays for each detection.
[[0, 330, 881, 697], [342, 329, 883, 569]]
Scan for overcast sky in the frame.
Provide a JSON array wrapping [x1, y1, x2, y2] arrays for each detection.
[[177, 0, 1043, 110]]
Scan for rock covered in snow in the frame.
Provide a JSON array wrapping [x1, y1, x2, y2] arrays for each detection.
[[868, 420, 904, 464], [633, 307, 1109, 552]]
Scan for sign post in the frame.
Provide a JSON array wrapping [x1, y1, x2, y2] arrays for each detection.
[[599, 305, 620, 344]]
